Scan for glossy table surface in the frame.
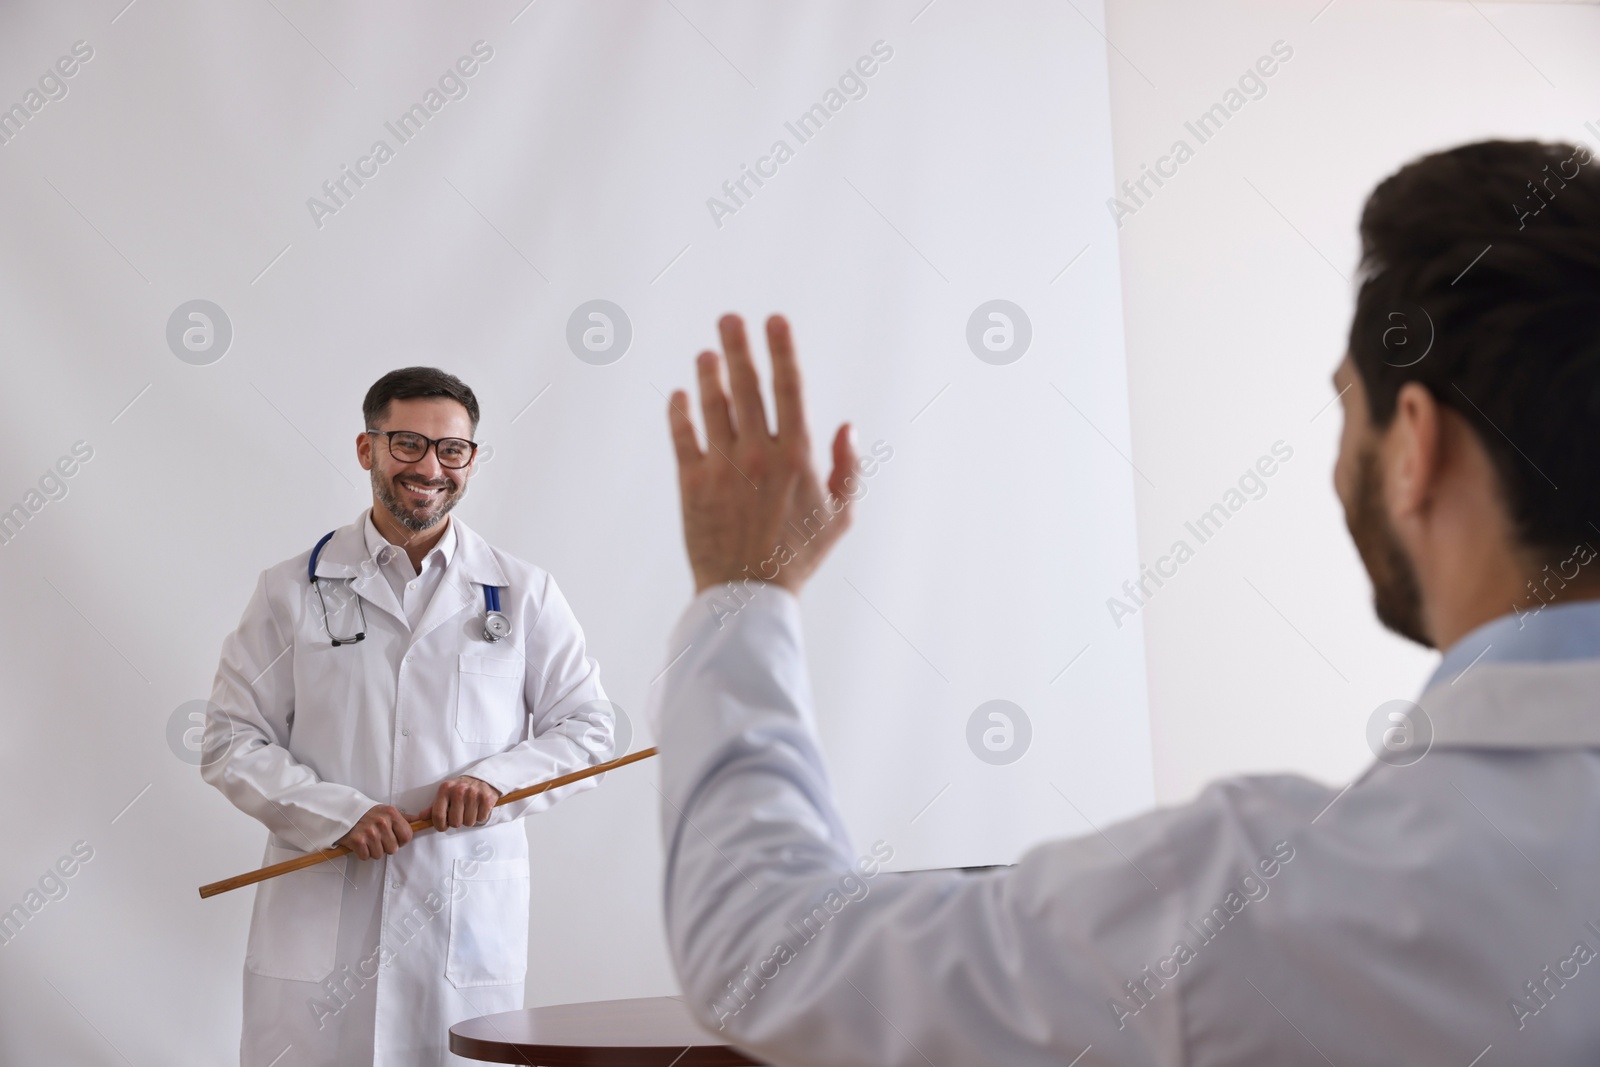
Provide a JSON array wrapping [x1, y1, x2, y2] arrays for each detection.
[[449, 995, 767, 1065]]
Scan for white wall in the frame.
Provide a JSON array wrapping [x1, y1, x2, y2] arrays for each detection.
[[1103, 0, 1600, 804]]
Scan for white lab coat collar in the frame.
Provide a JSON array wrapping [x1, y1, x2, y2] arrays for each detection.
[[1419, 656, 1600, 749], [1413, 597, 1600, 749], [312, 509, 510, 640], [312, 508, 508, 589]]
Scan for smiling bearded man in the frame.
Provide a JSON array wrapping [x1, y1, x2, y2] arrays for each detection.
[[203, 366, 616, 1066]]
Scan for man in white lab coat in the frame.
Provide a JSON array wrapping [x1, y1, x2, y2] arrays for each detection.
[[204, 367, 613, 1066], [648, 139, 1600, 1062]]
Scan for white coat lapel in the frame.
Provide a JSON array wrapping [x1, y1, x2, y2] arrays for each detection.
[[410, 517, 510, 648], [310, 512, 406, 629]]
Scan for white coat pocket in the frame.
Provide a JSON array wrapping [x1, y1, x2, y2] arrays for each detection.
[[445, 857, 529, 987], [244, 843, 344, 982], [455, 654, 525, 744]]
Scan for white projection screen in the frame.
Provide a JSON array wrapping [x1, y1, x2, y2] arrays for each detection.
[[0, 0, 1150, 1058]]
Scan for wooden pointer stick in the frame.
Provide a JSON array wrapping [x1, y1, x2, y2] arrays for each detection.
[[198, 746, 658, 899]]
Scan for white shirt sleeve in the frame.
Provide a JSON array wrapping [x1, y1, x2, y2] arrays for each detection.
[[651, 582, 1330, 1066]]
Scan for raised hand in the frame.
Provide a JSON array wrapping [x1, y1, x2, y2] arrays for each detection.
[[667, 314, 860, 597]]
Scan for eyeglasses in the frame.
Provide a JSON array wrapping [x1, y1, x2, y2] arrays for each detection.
[[366, 430, 478, 469]]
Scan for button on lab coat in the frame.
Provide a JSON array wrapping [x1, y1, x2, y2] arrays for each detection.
[[650, 587, 1600, 1064], [203, 510, 613, 1066]]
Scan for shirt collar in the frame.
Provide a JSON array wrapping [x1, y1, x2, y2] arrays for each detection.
[[1424, 597, 1600, 691], [1417, 597, 1600, 749], [363, 509, 457, 572]]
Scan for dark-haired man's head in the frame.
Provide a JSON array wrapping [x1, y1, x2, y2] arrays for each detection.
[[357, 367, 480, 538], [1333, 139, 1600, 649]]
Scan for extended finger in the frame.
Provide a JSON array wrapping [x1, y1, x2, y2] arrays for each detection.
[[827, 423, 860, 512], [767, 315, 809, 447], [696, 350, 734, 449], [719, 314, 770, 440], [667, 389, 703, 468]]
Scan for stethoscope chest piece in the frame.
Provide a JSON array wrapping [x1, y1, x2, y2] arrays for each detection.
[[483, 585, 511, 642], [484, 611, 512, 642]]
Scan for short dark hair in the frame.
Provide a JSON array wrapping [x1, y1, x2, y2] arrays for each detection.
[[362, 367, 480, 433], [1348, 139, 1600, 554]]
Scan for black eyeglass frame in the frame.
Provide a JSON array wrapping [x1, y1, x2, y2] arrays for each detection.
[[364, 429, 480, 469]]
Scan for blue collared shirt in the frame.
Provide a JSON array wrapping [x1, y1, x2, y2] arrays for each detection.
[[1425, 597, 1600, 692]]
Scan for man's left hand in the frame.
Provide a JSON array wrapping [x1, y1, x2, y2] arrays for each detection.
[[419, 776, 502, 832]]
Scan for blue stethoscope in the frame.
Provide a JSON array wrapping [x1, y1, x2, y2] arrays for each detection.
[[309, 530, 511, 646]]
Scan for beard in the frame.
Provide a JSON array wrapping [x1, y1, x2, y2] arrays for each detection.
[[1346, 444, 1431, 648], [371, 464, 465, 533]]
